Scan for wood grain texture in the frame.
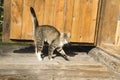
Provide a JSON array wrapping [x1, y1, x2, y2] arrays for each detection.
[[5, 0, 99, 43], [0, 45, 118, 80], [64, 0, 74, 33], [71, 0, 98, 42], [54, 0, 65, 32], [89, 47, 120, 79], [43, 0, 55, 25], [96, 0, 120, 59], [2, 0, 11, 42], [22, 0, 34, 40], [88, 0, 99, 42], [10, 0, 23, 39], [100, 43, 120, 59], [115, 21, 120, 46], [98, 0, 120, 45], [71, 0, 81, 42], [34, 0, 45, 25], [80, 0, 98, 43]]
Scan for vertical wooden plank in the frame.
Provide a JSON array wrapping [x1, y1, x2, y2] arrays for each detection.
[[90, 0, 99, 42], [71, 0, 98, 43], [2, 0, 11, 42], [21, 0, 33, 40], [22, 0, 34, 40], [22, 0, 46, 40], [34, 0, 45, 25], [54, 0, 65, 32], [64, 0, 74, 33], [79, 0, 88, 42], [115, 9, 120, 46], [99, 0, 119, 45], [94, 0, 103, 45], [80, 0, 98, 42], [7, 0, 99, 43], [10, 0, 23, 39], [43, 0, 55, 25], [71, 0, 81, 42], [96, 0, 120, 65]]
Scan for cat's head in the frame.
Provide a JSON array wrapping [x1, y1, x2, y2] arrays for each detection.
[[60, 32, 71, 45]]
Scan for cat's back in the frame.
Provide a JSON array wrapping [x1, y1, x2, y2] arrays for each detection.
[[36, 25, 60, 39], [41, 25, 59, 33], [43, 25, 58, 31]]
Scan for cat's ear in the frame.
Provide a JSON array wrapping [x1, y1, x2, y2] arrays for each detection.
[[61, 32, 71, 38], [63, 32, 71, 38]]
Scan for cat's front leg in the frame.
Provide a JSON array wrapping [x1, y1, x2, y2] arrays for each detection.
[[36, 51, 42, 61], [35, 45, 43, 61]]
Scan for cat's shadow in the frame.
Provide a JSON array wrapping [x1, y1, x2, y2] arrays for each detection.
[[13, 45, 35, 53], [13, 45, 95, 60]]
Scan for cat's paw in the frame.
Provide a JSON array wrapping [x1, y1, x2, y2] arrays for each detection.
[[48, 56, 53, 61], [50, 58, 53, 61], [36, 52, 43, 61], [64, 55, 70, 61], [37, 56, 42, 61]]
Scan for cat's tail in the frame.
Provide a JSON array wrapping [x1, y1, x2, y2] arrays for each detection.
[[30, 7, 39, 28]]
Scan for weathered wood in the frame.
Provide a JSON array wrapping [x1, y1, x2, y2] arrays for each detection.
[[97, 0, 120, 46], [0, 74, 117, 80], [80, 0, 98, 43], [100, 43, 120, 59], [89, 47, 120, 79], [22, 0, 34, 40], [3, 0, 99, 43], [94, 0, 103, 45], [96, 1, 120, 77], [34, 0, 45, 25], [2, 0, 11, 42], [43, 0, 55, 25], [71, 0, 81, 42], [10, 0, 23, 39], [115, 16, 120, 46], [0, 45, 118, 80], [71, 0, 99, 42], [54, 0, 65, 32], [64, 0, 74, 33]]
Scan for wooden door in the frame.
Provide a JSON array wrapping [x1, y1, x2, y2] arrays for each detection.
[[10, 0, 99, 43]]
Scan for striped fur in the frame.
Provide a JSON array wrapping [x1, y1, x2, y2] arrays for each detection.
[[30, 7, 70, 61]]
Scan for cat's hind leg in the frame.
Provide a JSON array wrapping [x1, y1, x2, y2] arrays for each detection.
[[56, 47, 69, 61], [48, 44, 57, 61]]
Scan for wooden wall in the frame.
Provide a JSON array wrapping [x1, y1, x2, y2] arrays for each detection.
[[97, 0, 120, 46], [91, 0, 120, 76], [115, 9, 120, 46], [3, 0, 99, 43], [97, 0, 120, 57], [2, 0, 11, 42]]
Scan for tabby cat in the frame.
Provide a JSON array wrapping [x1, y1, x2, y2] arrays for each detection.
[[30, 7, 70, 61]]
